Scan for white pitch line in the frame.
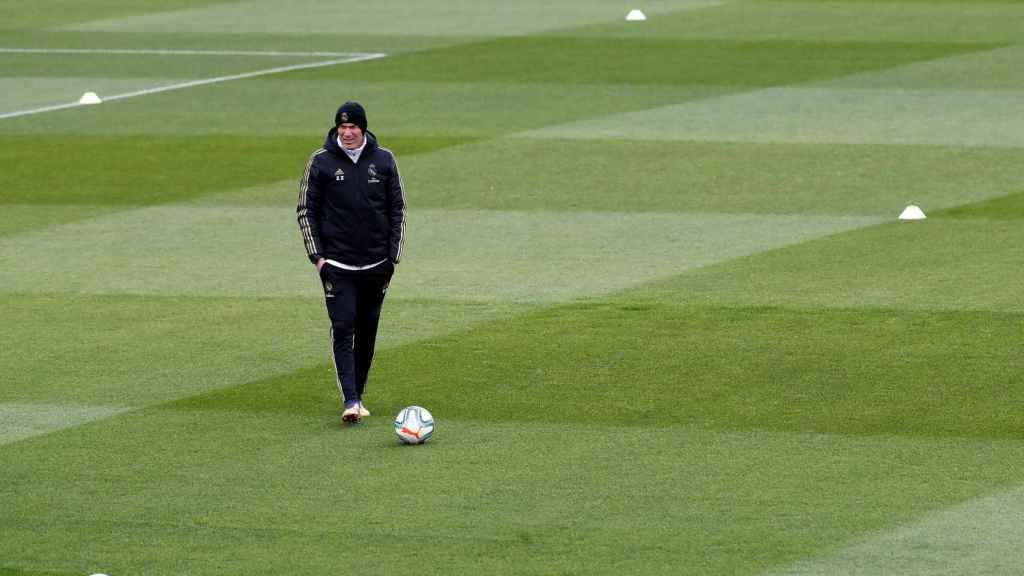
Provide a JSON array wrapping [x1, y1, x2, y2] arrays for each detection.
[[0, 52, 386, 121], [0, 47, 363, 57]]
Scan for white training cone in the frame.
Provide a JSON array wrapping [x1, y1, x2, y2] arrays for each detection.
[[78, 91, 102, 105], [626, 9, 647, 21], [898, 205, 926, 220]]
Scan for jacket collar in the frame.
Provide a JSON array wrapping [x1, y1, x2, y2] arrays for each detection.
[[324, 128, 378, 162]]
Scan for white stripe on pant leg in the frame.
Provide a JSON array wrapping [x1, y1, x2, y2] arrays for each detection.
[[330, 326, 346, 404]]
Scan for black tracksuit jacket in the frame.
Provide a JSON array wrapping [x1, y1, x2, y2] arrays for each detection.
[[297, 129, 406, 272]]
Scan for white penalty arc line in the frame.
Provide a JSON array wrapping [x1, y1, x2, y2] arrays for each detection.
[[0, 52, 386, 121]]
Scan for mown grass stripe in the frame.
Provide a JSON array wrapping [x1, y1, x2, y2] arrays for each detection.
[[0, 53, 385, 120], [766, 482, 1024, 575], [0, 47, 363, 57], [0, 402, 131, 446]]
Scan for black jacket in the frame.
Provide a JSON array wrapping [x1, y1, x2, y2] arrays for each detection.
[[297, 129, 406, 272]]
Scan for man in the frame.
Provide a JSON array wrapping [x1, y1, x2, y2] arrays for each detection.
[[297, 101, 406, 424]]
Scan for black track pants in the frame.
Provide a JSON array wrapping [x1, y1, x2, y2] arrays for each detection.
[[322, 268, 391, 404]]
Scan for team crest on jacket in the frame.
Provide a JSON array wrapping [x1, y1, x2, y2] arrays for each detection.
[[367, 164, 380, 183], [334, 168, 345, 181]]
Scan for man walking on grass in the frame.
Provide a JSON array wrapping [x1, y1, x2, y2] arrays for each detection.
[[297, 101, 406, 424]]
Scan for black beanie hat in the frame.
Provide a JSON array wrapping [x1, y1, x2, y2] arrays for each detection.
[[335, 101, 367, 132]]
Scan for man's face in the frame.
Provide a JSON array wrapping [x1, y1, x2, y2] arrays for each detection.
[[337, 123, 364, 149]]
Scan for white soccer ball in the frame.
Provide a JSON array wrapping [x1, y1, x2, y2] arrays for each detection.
[[394, 406, 434, 444]]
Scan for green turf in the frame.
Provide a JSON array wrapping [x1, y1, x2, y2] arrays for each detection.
[[2, 409, 1023, 575], [403, 139, 1024, 214], [0, 294, 525, 406], [818, 45, 1024, 90], [630, 217, 1024, 312], [57, 0, 705, 37], [0, 52, 327, 79], [0, 29, 471, 55], [369, 302, 1024, 438], [0, 80, 731, 136], [0, 134, 467, 204], [301, 37, 995, 86], [937, 189, 1024, 220], [0, 204, 118, 237], [0, 206, 878, 301], [0, 0, 240, 30], [526, 86, 1024, 148], [3, 0, 1024, 574], [570, 1, 1024, 44], [0, 135, 311, 204]]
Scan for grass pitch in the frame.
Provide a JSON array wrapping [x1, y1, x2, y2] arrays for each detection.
[[2, 1, 1023, 575]]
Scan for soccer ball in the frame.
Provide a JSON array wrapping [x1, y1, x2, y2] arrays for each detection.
[[394, 406, 434, 444]]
